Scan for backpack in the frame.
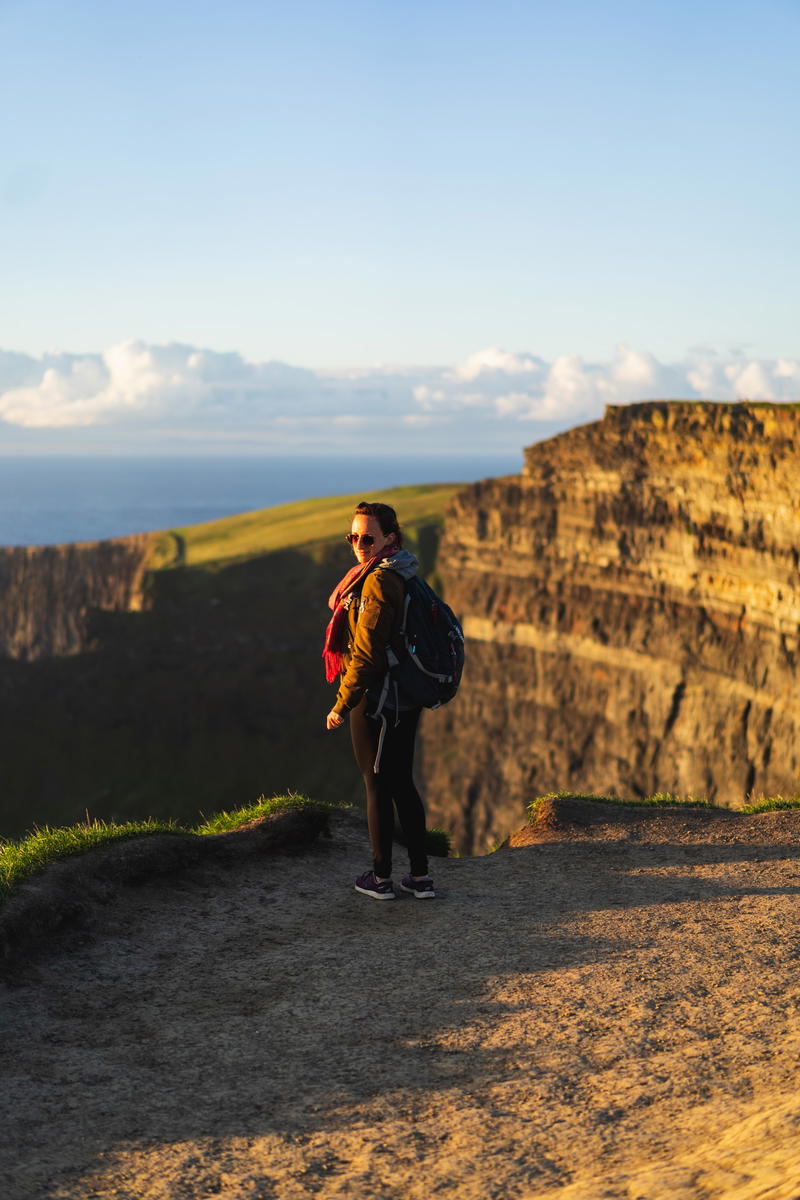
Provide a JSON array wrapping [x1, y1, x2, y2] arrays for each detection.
[[370, 575, 465, 718]]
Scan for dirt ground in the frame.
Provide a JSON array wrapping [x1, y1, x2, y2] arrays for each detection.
[[4, 807, 800, 1200]]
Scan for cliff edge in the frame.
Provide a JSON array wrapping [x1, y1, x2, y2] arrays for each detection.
[[420, 401, 800, 853]]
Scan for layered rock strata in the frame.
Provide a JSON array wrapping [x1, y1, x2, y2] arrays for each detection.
[[419, 401, 800, 854]]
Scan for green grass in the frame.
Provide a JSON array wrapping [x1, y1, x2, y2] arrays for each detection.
[[528, 790, 800, 821], [527, 791, 716, 820], [149, 482, 463, 570], [196, 792, 350, 834], [741, 795, 800, 813], [0, 792, 339, 901], [0, 817, 184, 900]]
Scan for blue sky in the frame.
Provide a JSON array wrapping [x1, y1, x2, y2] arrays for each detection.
[[0, 0, 798, 452]]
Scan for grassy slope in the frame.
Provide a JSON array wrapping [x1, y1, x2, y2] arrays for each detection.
[[149, 483, 463, 570], [0, 794, 336, 898]]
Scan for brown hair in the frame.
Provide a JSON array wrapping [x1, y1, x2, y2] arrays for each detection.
[[352, 500, 403, 547]]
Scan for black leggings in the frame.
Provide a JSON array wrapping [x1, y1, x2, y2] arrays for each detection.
[[349, 697, 429, 879]]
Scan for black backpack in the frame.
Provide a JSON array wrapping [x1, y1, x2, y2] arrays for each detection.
[[370, 575, 465, 717]]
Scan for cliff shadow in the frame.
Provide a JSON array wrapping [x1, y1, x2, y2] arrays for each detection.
[[0, 541, 359, 839]]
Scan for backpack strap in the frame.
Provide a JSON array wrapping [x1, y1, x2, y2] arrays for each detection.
[[398, 580, 455, 682], [373, 713, 388, 775], [404, 645, 456, 684], [370, 670, 391, 720]]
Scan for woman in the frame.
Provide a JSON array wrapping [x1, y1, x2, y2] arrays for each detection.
[[323, 500, 435, 901]]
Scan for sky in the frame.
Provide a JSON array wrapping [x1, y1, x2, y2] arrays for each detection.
[[1, 0, 798, 455]]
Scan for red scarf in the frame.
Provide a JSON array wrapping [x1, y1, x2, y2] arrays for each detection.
[[322, 548, 395, 683]]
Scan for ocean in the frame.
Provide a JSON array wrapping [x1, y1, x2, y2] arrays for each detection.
[[0, 453, 521, 547]]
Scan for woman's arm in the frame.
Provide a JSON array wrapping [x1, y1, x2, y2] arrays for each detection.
[[332, 570, 403, 716]]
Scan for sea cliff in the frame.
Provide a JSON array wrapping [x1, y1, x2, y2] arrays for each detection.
[[419, 401, 800, 853], [0, 536, 153, 660]]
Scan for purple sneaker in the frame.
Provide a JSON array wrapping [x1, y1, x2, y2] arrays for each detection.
[[400, 874, 436, 899], [354, 871, 395, 901]]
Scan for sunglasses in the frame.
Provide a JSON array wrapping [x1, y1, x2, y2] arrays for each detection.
[[346, 532, 375, 546]]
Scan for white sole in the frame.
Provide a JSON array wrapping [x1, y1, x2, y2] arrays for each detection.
[[354, 885, 395, 900], [399, 884, 436, 899]]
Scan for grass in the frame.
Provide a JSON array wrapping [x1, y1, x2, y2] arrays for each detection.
[[0, 792, 451, 902], [528, 791, 800, 820], [0, 793, 338, 901], [195, 792, 349, 834], [0, 816, 184, 900], [148, 482, 463, 570], [741, 794, 800, 813], [527, 791, 717, 820]]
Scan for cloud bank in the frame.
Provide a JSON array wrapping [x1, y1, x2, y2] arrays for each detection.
[[0, 340, 798, 453]]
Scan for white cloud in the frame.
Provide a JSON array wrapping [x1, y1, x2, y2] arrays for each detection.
[[0, 340, 333, 429], [776, 359, 800, 382], [450, 347, 546, 382], [724, 360, 774, 400], [0, 357, 111, 427], [435, 344, 800, 423], [540, 353, 598, 417], [0, 340, 798, 453], [685, 360, 719, 396]]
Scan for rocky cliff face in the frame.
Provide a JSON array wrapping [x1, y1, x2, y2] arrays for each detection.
[[0, 536, 154, 660], [419, 401, 800, 853]]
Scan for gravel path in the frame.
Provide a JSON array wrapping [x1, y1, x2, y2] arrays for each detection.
[[4, 810, 800, 1199]]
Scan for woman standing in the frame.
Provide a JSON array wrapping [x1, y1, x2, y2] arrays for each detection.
[[323, 500, 435, 900]]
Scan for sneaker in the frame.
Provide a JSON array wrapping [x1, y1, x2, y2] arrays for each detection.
[[354, 871, 395, 901], [400, 874, 436, 899]]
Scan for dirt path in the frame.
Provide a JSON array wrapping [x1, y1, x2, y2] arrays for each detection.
[[4, 810, 800, 1199]]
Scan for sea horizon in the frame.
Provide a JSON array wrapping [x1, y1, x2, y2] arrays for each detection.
[[0, 452, 522, 547]]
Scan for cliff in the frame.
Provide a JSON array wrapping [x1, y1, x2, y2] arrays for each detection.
[[0, 536, 153, 660], [3, 431, 799, 853], [419, 401, 800, 853]]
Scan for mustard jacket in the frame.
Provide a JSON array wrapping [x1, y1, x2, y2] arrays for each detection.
[[333, 550, 419, 715]]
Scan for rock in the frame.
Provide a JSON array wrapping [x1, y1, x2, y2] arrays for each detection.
[[0, 535, 153, 660], [419, 400, 800, 854]]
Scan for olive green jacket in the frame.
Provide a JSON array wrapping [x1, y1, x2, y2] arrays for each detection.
[[333, 551, 419, 715]]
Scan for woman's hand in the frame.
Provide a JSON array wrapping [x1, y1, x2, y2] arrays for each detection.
[[326, 710, 345, 731]]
